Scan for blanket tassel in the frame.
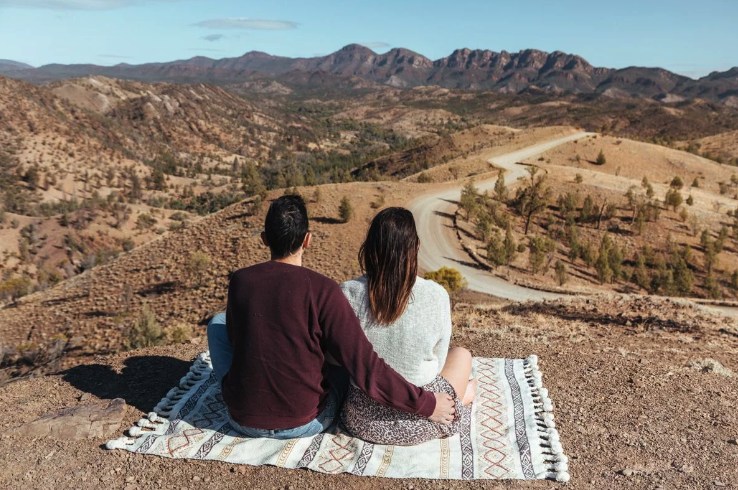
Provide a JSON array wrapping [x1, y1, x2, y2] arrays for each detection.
[[104, 352, 212, 450], [525, 355, 570, 483]]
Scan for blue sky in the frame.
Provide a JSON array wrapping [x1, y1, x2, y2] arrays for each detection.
[[0, 0, 736, 78]]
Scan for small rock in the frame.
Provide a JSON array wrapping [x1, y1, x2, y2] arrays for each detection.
[[687, 358, 734, 377], [78, 393, 91, 402], [125, 476, 135, 483], [12, 398, 127, 440], [618, 468, 635, 477], [714, 481, 726, 487], [728, 439, 737, 445], [192, 475, 201, 482]]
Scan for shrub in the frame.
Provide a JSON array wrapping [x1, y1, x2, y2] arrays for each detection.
[[126, 304, 163, 349], [670, 176, 684, 189], [0, 275, 33, 302], [664, 189, 683, 210], [338, 196, 353, 223], [424, 267, 467, 294], [136, 213, 157, 230], [187, 251, 211, 287], [417, 172, 432, 183], [166, 323, 194, 344]]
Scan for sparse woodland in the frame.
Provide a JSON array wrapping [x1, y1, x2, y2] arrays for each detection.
[[457, 160, 738, 299]]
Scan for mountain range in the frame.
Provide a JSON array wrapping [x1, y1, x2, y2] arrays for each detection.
[[3, 45, 738, 105]]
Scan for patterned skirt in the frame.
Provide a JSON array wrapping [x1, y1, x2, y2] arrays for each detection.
[[340, 375, 470, 446]]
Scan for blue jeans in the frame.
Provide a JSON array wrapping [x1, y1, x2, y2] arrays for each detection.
[[207, 312, 343, 439]]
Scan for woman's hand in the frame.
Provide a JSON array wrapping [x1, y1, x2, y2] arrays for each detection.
[[428, 392, 455, 425]]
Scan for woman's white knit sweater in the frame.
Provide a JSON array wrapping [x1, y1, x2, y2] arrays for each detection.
[[340, 275, 452, 387]]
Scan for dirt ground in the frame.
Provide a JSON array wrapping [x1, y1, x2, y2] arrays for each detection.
[[1, 294, 737, 489]]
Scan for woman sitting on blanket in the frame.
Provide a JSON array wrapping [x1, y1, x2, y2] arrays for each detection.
[[340, 207, 476, 445]]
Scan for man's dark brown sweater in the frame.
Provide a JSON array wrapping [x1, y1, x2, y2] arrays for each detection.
[[222, 261, 436, 429]]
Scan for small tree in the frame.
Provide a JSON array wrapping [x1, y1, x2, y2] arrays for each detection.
[[460, 180, 479, 220], [493, 171, 508, 201], [595, 150, 606, 165], [686, 195, 694, 206], [528, 235, 554, 274], [424, 267, 467, 293], [665, 189, 683, 211], [670, 176, 684, 189], [339, 196, 353, 223], [595, 234, 619, 284], [554, 260, 567, 286], [486, 232, 505, 268], [503, 225, 517, 265], [513, 167, 551, 235]]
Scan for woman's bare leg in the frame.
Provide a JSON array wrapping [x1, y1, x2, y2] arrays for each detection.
[[440, 347, 475, 406], [463, 378, 478, 405]]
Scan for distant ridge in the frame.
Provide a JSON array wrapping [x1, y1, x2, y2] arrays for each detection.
[[0, 59, 34, 72], [2, 45, 737, 104]]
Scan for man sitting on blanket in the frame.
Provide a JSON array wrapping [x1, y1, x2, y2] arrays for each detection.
[[207, 195, 455, 439]]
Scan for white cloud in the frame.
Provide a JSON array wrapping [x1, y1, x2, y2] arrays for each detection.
[[0, 0, 180, 9], [202, 34, 225, 42], [194, 18, 298, 30]]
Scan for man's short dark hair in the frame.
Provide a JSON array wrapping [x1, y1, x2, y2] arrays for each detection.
[[264, 195, 309, 259]]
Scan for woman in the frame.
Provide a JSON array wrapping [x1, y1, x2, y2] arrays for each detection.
[[340, 207, 475, 445]]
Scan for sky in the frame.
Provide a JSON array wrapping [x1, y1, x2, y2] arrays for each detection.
[[0, 0, 736, 79]]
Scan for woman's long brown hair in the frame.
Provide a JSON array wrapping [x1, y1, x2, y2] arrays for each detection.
[[359, 207, 419, 324]]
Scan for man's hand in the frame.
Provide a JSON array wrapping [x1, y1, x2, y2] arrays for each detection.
[[428, 392, 455, 425]]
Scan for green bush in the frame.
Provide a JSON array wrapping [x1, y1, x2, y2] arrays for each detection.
[[339, 196, 353, 223], [126, 304, 163, 349], [424, 267, 467, 294]]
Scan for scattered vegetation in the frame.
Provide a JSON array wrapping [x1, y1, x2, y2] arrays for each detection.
[[424, 267, 467, 293]]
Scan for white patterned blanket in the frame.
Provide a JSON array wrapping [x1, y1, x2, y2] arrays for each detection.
[[106, 352, 569, 481]]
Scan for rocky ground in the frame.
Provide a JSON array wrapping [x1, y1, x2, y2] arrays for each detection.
[[0, 293, 737, 489]]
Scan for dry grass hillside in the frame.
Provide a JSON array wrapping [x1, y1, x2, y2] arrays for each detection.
[[0, 181, 417, 376], [679, 129, 738, 164], [0, 76, 440, 301]]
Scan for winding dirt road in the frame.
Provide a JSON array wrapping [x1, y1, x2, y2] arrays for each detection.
[[409, 131, 738, 318], [410, 131, 592, 301]]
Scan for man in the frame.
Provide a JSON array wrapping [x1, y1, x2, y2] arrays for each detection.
[[207, 195, 455, 438]]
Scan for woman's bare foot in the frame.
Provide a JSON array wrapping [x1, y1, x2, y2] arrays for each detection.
[[462, 378, 477, 405]]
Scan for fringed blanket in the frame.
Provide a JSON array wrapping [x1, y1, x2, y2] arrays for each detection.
[[106, 353, 569, 481]]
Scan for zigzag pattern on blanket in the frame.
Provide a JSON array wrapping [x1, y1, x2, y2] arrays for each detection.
[[106, 352, 570, 482]]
